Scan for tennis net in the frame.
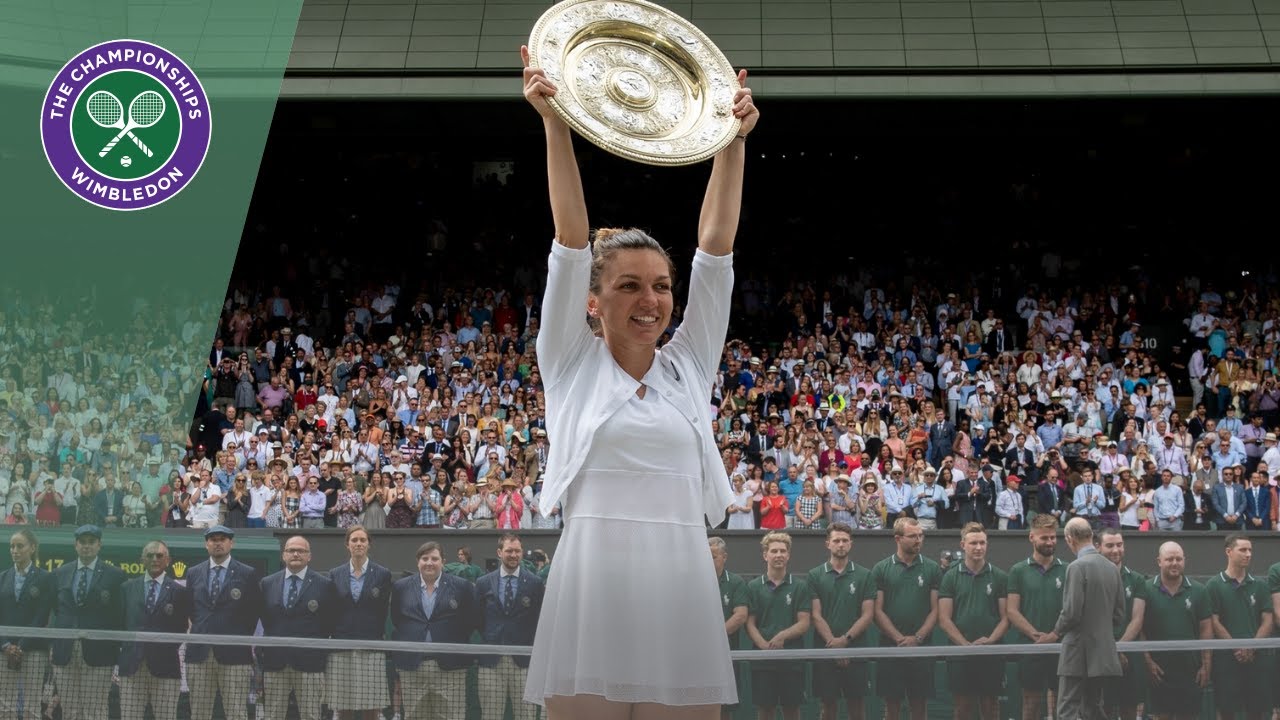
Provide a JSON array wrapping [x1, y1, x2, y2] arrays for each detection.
[[0, 625, 1270, 719]]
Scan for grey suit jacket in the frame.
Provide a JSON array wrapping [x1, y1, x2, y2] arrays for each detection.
[[1053, 547, 1126, 678]]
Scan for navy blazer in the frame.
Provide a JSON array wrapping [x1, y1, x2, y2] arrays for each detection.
[[389, 573, 479, 672], [329, 561, 393, 640], [0, 565, 55, 652], [1245, 484, 1272, 529], [92, 490, 125, 525], [1037, 481, 1068, 516], [954, 478, 993, 514], [258, 569, 338, 673], [1211, 483, 1248, 525], [186, 557, 262, 665], [51, 559, 126, 667], [475, 568, 544, 668], [1006, 447, 1036, 474], [118, 575, 192, 678], [929, 421, 956, 457]]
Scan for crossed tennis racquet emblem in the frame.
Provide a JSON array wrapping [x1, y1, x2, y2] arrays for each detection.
[[86, 89, 165, 158]]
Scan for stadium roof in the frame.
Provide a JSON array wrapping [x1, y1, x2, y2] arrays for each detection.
[[3, 0, 1280, 97]]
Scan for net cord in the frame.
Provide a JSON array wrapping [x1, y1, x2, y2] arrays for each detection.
[[2, 625, 1271, 661]]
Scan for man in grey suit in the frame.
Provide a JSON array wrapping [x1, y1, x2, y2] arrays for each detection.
[[1035, 517, 1125, 720]]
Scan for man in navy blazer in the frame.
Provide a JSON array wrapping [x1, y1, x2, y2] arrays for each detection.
[[1244, 470, 1273, 531], [91, 476, 126, 527], [928, 411, 957, 467], [476, 534, 544, 720], [186, 525, 262, 720], [259, 536, 338, 720], [0, 528, 55, 720], [1036, 475, 1068, 524], [391, 541, 480, 720], [119, 540, 192, 720], [1211, 466, 1248, 530], [50, 525, 126, 720]]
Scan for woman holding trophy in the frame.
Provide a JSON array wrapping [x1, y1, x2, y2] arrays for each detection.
[[518, 11, 758, 716]]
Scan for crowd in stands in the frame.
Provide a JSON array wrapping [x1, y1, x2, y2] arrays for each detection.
[[711, 279, 1280, 534], [0, 292, 220, 528], [4, 100, 1280, 535], [159, 242, 1280, 535], [4, 237, 1280, 537]]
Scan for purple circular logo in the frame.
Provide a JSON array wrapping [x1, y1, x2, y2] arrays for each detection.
[[41, 39, 211, 211]]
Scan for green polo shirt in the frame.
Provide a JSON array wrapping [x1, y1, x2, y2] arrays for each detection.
[[1205, 571, 1272, 640], [1006, 556, 1066, 642], [1266, 561, 1280, 597], [1114, 565, 1147, 640], [870, 553, 942, 638], [719, 569, 749, 625], [939, 562, 1007, 643], [746, 573, 812, 650], [1145, 576, 1210, 642], [444, 561, 484, 582], [1144, 575, 1210, 676], [807, 561, 874, 642]]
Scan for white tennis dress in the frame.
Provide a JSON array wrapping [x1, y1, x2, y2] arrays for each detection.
[[523, 359, 738, 706]]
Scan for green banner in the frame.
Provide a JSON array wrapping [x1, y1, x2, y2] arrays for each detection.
[[21, 526, 281, 579], [0, 1, 301, 508]]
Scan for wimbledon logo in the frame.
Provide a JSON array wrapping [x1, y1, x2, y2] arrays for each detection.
[[41, 39, 211, 211]]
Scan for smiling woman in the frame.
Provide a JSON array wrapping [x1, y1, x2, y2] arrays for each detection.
[[519, 40, 758, 720], [585, 228, 676, 347]]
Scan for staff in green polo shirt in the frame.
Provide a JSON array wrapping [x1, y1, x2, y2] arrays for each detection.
[[1205, 533, 1273, 720], [807, 522, 875, 720], [1142, 541, 1212, 720], [938, 522, 1009, 720], [871, 517, 941, 720], [1268, 550, 1280, 718], [746, 531, 811, 720], [1005, 513, 1066, 720], [445, 546, 484, 582], [710, 536, 749, 720], [1095, 527, 1148, 720]]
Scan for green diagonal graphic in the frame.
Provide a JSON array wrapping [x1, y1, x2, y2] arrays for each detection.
[[0, 0, 302, 514]]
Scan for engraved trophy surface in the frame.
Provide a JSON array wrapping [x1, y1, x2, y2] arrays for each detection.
[[528, 0, 742, 166]]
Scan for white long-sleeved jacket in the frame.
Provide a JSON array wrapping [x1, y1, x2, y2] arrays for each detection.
[[534, 242, 735, 523]]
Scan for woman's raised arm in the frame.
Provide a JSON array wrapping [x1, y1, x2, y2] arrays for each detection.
[[697, 70, 758, 257], [521, 45, 588, 250]]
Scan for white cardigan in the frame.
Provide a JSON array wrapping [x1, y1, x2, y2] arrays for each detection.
[[535, 242, 735, 524]]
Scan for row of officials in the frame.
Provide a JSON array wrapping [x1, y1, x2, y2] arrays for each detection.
[[0, 523, 545, 720]]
